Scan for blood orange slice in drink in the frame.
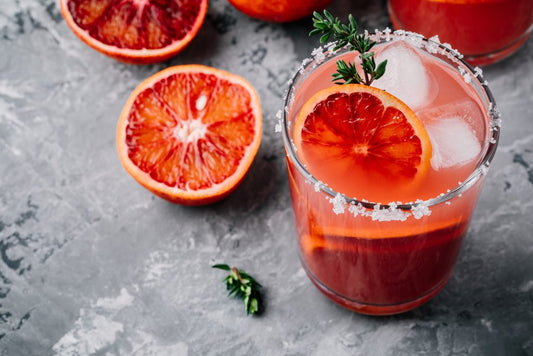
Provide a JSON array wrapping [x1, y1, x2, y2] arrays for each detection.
[[60, 0, 208, 64], [117, 65, 262, 205], [293, 84, 432, 203]]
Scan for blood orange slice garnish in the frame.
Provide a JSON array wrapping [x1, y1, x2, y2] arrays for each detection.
[[293, 84, 431, 203], [60, 0, 207, 64], [117, 65, 262, 205]]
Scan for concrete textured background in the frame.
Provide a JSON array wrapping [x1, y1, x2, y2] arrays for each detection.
[[0, 0, 532, 355]]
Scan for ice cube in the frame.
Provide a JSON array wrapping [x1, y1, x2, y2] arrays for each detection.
[[417, 100, 482, 170], [372, 42, 437, 110]]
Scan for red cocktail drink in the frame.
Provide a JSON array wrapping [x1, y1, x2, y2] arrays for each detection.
[[282, 31, 500, 315], [388, 0, 533, 65]]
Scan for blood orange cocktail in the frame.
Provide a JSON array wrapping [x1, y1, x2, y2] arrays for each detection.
[[388, 0, 533, 66], [282, 31, 500, 315]]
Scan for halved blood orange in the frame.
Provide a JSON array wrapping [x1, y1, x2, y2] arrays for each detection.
[[117, 65, 262, 205], [293, 84, 432, 203], [60, 0, 207, 64], [228, 0, 333, 22]]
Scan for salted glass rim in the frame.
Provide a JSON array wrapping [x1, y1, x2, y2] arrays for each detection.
[[281, 30, 500, 211]]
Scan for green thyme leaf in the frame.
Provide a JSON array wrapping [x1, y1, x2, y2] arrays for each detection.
[[310, 10, 387, 86], [213, 264, 262, 316]]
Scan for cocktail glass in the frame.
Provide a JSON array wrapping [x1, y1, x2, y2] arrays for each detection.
[[388, 0, 533, 66], [281, 31, 500, 315]]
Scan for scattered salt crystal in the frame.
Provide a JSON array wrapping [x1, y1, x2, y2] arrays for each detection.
[[474, 67, 483, 77], [330, 193, 346, 215]]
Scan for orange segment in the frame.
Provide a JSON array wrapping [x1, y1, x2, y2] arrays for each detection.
[[60, 0, 207, 64], [293, 84, 431, 203], [117, 65, 262, 205]]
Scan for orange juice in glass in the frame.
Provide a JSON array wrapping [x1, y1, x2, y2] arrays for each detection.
[[281, 29, 500, 315], [388, 0, 533, 66]]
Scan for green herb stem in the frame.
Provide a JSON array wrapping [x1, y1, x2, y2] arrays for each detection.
[[310, 10, 387, 86], [212, 264, 262, 316]]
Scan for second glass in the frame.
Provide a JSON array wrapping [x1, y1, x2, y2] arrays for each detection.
[[388, 0, 533, 66]]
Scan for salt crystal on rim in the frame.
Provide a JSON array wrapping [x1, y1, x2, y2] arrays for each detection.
[[412, 200, 431, 219], [348, 202, 365, 217], [311, 47, 325, 62], [405, 33, 424, 48], [394, 29, 406, 37], [371, 202, 409, 221], [426, 36, 440, 54], [383, 27, 392, 41], [330, 193, 346, 215]]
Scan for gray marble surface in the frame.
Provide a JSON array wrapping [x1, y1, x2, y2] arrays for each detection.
[[1, 0, 532, 355]]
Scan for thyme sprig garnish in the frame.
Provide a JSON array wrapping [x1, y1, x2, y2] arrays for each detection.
[[212, 264, 262, 315], [310, 10, 387, 85]]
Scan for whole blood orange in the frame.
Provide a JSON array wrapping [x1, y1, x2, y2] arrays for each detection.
[[293, 84, 432, 203], [228, 0, 334, 22], [117, 65, 262, 205], [60, 0, 208, 64]]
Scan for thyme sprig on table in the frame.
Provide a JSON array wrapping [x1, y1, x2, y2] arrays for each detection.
[[212, 264, 262, 316], [310, 10, 387, 85]]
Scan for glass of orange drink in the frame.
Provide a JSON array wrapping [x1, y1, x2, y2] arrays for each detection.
[[388, 0, 533, 66], [281, 29, 500, 315]]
